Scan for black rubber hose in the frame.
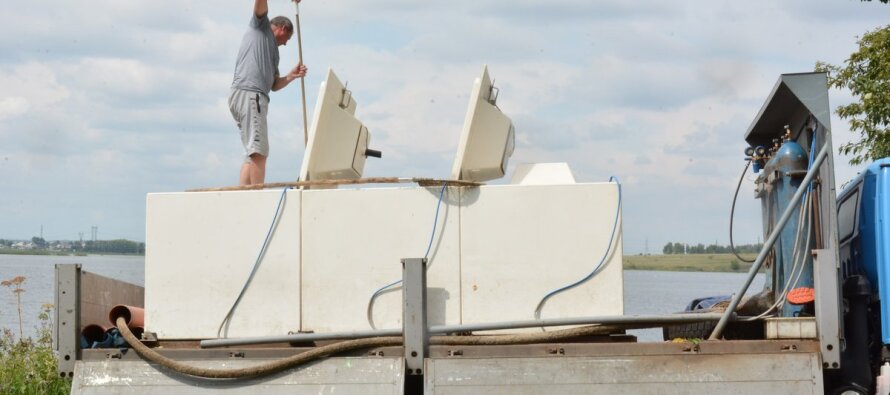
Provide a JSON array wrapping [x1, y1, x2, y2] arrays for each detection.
[[730, 160, 755, 263], [116, 317, 657, 380], [118, 317, 402, 379]]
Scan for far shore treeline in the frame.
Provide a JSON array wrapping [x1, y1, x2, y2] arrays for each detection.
[[0, 238, 145, 255], [662, 242, 763, 255]]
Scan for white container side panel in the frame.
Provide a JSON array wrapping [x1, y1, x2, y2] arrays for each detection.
[[301, 187, 462, 333], [145, 190, 301, 339], [460, 183, 624, 330]]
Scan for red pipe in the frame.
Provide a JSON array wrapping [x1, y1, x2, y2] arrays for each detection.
[[109, 305, 144, 329]]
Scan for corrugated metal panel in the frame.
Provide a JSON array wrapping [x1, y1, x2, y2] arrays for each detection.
[[81, 270, 144, 328], [425, 353, 822, 394], [71, 357, 404, 395]]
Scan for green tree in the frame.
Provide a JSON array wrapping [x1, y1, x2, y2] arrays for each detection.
[[674, 242, 685, 254], [81, 239, 144, 254], [663, 242, 673, 254], [816, 25, 890, 165], [31, 237, 46, 249]]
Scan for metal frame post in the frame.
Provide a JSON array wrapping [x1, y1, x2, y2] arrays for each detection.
[[402, 258, 428, 376], [55, 264, 81, 378], [813, 249, 841, 367], [813, 121, 843, 369]]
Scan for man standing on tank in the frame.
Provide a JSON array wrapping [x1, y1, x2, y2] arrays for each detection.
[[229, 0, 308, 186]]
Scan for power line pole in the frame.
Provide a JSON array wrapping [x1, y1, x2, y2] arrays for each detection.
[[91, 226, 98, 242]]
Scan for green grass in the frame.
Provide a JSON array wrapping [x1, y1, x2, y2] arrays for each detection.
[[0, 306, 71, 394], [624, 253, 759, 272], [0, 248, 70, 256]]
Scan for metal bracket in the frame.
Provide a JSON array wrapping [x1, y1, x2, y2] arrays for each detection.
[[54, 264, 81, 378], [140, 331, 159, 347], [402, 258, 428, 375], [488, 81, 500, 106], [339, 84, 353, 109]]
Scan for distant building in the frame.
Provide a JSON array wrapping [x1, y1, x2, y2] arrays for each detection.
[[12, 241, 35, 249]]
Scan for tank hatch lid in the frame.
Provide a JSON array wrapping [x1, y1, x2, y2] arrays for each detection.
[[745, 72, 831, 146]]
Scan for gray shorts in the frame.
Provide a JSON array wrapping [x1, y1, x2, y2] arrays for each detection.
[[228, 89, 270, 161]]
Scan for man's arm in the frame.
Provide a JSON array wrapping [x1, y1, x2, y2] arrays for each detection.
[[254, 0, 268, 17], [258, 0, 302, 19], [272, 64, 308, 92]]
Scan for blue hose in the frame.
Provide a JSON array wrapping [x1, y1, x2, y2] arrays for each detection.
[[534, 176, 622, 319], [808, 125, 817, 193]]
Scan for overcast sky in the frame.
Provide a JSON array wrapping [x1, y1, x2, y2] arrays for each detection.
[[0, 0, 886, 253]]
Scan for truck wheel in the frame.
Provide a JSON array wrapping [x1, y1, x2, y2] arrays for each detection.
[[662, 321, 716, 340], [662, 320, 763, 341], [832, 385, 868, 395]]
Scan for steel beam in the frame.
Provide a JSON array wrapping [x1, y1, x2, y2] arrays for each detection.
[[55, 264, 81, 378], [813, 249, 841, 368], [402, 258, 428, 375], [201, 313, 732, 348]]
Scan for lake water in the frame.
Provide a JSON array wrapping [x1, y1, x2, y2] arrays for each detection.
[[0, 254, 144, 339], [0, 255, 763, 342]]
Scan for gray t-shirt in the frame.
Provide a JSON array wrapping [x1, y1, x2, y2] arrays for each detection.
[[231, 14, 279, 97]]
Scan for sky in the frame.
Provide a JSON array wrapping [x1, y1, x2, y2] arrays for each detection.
[[0, 0, 886, 253]]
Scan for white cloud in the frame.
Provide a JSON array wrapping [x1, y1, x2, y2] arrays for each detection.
[[0, 97, 29, 120], [0, 63, 70, 108], [0, 0, 886, 253]]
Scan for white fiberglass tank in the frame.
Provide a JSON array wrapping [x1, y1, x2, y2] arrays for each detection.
[[299, 68, 380, 184], [451, 65, 515, 182]]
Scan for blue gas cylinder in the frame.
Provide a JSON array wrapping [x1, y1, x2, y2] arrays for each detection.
[[768, 140, 812, 317]]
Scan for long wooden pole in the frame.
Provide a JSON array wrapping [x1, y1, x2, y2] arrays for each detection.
[[186, 178, 482, 192], [295, 1, 309, 147]]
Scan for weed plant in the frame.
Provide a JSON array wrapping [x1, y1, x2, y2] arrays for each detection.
[[1, 276, 71, 394]]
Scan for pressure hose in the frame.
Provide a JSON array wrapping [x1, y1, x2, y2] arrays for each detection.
[[120, 316, 400, 379], [534, 176, 621, 320], [115, 316, 653, 380], [366, 184, 448, 329], [217, 187, 290, 338], [729, 160, 755, 263]]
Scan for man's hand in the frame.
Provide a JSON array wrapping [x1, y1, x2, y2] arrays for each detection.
[[254, 0, 268, 17], [287, 64, 308, 80], [272, 64, 307, 91]]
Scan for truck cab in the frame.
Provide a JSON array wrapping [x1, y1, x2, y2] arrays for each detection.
[[835, 158, 890, 392]]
